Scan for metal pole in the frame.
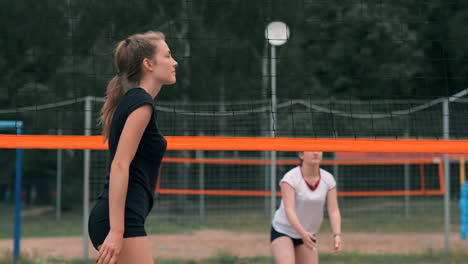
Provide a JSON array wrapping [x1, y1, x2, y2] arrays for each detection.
[[332, 132, 339, 184], [83, 96, 92, 258], [14, 123, 23, 264], [333, 154, 339, 185], [0, 121, 23, 264], [443, 98, 451, 252], [56, 129, 63, 221], [270, 45, 277, 218], [263, 42, 270, 216], [264, 151, 270, 215], [404, 131, 410, 218], [197, 149, 205, 221]]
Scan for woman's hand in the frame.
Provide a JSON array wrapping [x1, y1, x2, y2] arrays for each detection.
[[332, 234, 342, 253], [300, 231, 317, 250], [96, 230, 124, 264]]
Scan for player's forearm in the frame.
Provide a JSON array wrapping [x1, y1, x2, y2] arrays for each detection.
[[329, 209, 341, 235], [108, 162, 130, 234]]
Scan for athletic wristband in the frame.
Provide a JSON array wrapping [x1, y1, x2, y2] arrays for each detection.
[[333, 233, 341, 237]]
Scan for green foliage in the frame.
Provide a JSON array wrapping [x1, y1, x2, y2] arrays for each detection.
[[295, 1, 426, 98], [1, 1, 465, 105]]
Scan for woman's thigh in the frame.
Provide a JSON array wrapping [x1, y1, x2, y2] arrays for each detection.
[[295, 244, 318, 264], [118, 236, 154, 264], [271, 236, 295, 264]]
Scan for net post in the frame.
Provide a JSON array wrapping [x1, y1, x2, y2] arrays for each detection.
[[14, 123, 23, 264], [443, 98, 451, 252], [404, 131, 411, 218], [196, 146, 205, 221], [83, 96, 92, 258], [56, 128, 63, 221], [269, 44, 277, 219]]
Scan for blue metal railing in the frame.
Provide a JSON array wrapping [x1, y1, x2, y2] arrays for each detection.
[[0, 121, 24, 263]]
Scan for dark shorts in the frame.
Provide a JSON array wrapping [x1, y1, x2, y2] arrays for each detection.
[[270, 226, 316, 248], [88, 198, 147, 250]]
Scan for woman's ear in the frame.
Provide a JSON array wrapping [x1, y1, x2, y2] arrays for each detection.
[[142, 58, 153, 72], [298, 151, 304, 160]]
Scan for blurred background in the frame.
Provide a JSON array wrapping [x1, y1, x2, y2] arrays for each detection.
[[1, 0, 468, 263]]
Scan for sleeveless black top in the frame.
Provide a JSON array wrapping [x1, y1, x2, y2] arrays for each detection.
[[99, 87, 167, 217]]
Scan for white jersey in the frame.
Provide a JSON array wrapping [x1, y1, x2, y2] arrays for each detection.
[[272, 166, 336, 238]]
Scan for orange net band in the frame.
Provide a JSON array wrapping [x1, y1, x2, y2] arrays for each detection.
[[1, 135, 468, 153]]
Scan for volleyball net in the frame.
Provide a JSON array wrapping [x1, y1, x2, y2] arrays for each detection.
[[1, 134, 464, 219], [1, 97, 468, 260], [1, 96, 468, 204]]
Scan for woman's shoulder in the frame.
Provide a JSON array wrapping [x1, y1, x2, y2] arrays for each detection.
[[111, 88, 154, 121], [120, 88, 154, 109], [320, 168, 336, 186], [279, 166, 301, 187], [283, 166, 301, 179], [124, 87, 153, 101]]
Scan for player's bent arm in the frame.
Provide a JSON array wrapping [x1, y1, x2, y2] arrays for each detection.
[[281, 182, 308, 236], [108, 104, 153, 234], [327, 187, 341, 237]]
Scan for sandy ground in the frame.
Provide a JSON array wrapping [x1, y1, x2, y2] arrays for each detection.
[[1, 230, 468, 260]]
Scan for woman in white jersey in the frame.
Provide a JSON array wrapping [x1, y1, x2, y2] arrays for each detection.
[[271, 151, 341, 263]]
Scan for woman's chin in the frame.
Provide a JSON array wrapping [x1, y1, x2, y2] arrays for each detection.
[[164, 78, 176, 85], [305, 160, 321, 165]]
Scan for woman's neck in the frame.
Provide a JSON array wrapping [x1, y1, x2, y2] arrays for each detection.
[[300, 163, 320, 181], [139, 77, 162, 99]]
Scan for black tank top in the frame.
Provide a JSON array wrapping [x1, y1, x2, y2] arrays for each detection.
[[99, 87, 167, 217]]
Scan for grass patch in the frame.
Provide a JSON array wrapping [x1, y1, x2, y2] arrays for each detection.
[[0, 197, 463, 239]]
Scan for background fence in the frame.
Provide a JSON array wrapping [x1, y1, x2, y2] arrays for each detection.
[[1, 97, 468, 261]]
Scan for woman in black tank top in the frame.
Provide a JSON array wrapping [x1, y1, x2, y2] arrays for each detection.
[[88, 31, 178, 264]]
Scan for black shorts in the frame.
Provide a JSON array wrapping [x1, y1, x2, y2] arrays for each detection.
[[88, 198, 147, 250], [270, 226, 316, 248]]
